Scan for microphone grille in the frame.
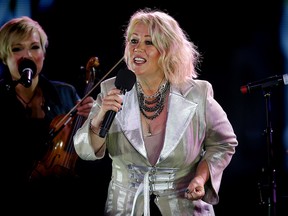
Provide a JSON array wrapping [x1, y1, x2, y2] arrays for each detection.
[[18, 58, 37, 76], [115, 68, 136, 91]]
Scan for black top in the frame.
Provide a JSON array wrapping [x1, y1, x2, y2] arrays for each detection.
[[0, 72, 83, 209], [0, 69, 111, 215]]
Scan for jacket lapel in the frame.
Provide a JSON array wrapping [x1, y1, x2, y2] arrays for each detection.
[[159, 85, 198, 162], [115, 86, 147, 158]]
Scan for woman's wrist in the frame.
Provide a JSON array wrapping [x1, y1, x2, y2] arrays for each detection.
[[89, 119, 99, 135]]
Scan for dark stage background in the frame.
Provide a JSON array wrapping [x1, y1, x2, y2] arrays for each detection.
[[1, 0, 288, 215]]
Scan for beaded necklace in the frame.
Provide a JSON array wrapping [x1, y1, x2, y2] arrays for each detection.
[[136, 80, 170, 120]]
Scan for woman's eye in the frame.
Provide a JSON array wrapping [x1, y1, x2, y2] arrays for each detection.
[[31, 45, 40, 50], [145, 40, 153, 45], [130, 38, 138, 44], [12, 47, 22, 52]]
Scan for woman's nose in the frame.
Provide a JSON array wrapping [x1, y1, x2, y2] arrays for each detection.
[[134, 47, 143, 52], [23, 49, 33, 57]]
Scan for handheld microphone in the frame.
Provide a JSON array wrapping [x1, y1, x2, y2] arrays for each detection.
[[18, 58, 37, 88], [240, 74, 288, 94], [99, 68, 136, 138]]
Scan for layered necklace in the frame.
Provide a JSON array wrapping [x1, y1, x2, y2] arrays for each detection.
[[136, 79, 169, 120]]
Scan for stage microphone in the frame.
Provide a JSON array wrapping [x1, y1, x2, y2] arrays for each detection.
[[18, 58, 37, 88], [240, 74, 288, 94], [99, 68, 136, 138]]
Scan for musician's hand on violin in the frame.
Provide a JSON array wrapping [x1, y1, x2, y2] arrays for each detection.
[[76, 96, 94, 118]]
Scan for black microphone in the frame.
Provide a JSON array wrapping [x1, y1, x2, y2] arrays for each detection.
[[240, 74, 288, 94], [18, 58, 37, 88], [99, 68, 136, 138]]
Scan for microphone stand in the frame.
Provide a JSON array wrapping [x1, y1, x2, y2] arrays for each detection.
[[10, 71, 32, 88], [258, 87, 277, 216]]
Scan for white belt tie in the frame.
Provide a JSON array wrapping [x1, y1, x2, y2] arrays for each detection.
[[131, 171, 150, 216]]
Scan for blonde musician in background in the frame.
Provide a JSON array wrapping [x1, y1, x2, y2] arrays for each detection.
[[0, 16, 95, 213]]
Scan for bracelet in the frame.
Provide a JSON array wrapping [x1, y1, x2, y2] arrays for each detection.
[[89, 119, 99, 135], [89, 119, 106, 154]]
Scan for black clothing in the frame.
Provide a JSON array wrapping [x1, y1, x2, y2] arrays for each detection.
[[0, 72, 111, 214], [0, 74, 80, 181], [0, 73, 82, 212]]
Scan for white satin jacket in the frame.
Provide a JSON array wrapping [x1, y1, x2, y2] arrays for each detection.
[[73, 77, 238, 216]]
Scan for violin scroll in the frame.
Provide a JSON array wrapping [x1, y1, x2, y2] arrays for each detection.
[[85, 56, 100, 84]]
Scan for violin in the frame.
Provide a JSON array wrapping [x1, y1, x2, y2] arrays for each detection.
[[29, 56, 100, 180]]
